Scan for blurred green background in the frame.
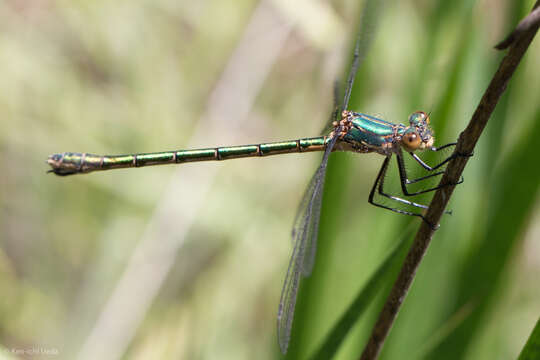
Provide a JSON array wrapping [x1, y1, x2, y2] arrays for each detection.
[[1, 0, 539, 359]]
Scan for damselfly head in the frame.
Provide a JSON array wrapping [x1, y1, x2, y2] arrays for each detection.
[[402, 111, 434, 151], [408, 111, 429, 126]]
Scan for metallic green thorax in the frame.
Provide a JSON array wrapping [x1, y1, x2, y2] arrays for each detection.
[[338, 111, 434, 155], [47, 111, 435, 175], [343, 112, 400, 149]]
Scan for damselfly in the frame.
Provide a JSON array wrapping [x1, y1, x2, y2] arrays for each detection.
[[46, 3, 464, 355]]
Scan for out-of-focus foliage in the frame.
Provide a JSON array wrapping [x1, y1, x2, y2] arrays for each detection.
[[518, 317, 540, 360], [0, 0, 538, 359]]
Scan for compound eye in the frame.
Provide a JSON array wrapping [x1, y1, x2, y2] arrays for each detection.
[[409, 111, 428, 126], [402, 131, 422, 150]]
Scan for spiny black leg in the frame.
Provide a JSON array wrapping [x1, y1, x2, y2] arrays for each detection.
[[376, 161, 430, 210], [431, 142, 457, 152], [409, 152, 453, 172], [368, 157, 440, 229], [432, 142, 474, 158], [369, 157, 427, 213], [397, 150, 461, 197], [405, 170, 446, 185], [403, 152, 447, 185], [409, 142, 457, 172], [405, 142, 474, 186], [410, 142, 473, 172]]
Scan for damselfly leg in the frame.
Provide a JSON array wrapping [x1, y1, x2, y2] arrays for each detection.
[[369, 144, 468, 223], [369, 156, 429, 218], [396, 146, 464, 197]]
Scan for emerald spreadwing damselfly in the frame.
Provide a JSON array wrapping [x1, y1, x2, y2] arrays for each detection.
[[46, 4, 467, 355]]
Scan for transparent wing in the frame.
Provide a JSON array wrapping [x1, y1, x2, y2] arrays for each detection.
[[320, 0, 385, 135], [341, 0, 384, 111], [276, 0, 385, 353], [319, 81, 341, 136], [277, 136, 337, 354]]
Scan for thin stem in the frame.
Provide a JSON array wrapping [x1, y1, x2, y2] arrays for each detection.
[[359, 3, 540, 359], [496, 4, 540, 49]]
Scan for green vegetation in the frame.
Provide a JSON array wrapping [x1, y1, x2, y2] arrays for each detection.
[[0, 0, 538, 359]]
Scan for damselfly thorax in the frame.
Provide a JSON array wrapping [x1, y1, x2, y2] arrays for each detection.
[[332, 110, 435, 156]]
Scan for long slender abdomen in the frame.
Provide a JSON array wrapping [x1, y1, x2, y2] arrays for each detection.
[[47, 136, 328, 176]]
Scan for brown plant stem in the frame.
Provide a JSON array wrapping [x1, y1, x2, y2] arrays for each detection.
[[359, 3, 540, 360]]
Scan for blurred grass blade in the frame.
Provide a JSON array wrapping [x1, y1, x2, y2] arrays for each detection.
[[518, 317, 540, 360], [285, 0, 387, 357], [309, 228, 413, 360], [429, 107, 540, 359], [341, 0, 385, 109]]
